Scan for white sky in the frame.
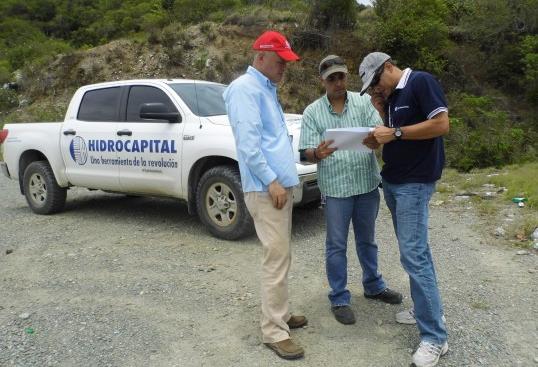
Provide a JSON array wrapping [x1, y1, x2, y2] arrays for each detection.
[[356, 0, 373, 5]]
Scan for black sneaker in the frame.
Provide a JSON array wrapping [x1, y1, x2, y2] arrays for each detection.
[[331, 305, 356, 324], [364, 288, 403, 304]]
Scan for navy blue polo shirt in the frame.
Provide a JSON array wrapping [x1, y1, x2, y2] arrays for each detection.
[[381, 69, 448, 184]]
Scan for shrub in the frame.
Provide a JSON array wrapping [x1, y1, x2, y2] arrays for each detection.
[[372, 0, 449, 75], [0, 89, 18, 111], [445, 93, 537, 171], [172, 0, 241, 24], [306, 0, 358, 30], [165, 46, 185, 67], [0, 60, 11, 84], [520, 35, 538, 103]]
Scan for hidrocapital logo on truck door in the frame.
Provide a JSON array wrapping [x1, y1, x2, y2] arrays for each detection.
[[69, 136, 88, 165], [87, 138, 177, 153]]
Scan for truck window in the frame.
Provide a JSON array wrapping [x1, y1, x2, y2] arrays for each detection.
[[169, 83, 227, 117], [126, 86, 178, 122], [77, 87, 121, 122]]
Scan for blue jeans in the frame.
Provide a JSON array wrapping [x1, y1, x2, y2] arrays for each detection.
[[382, 180, 447, 345], [325, 188, 386, 306]]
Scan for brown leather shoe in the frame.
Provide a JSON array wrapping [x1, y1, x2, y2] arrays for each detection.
[[264, 338, 304, 360], [287, 315, 308, 329]]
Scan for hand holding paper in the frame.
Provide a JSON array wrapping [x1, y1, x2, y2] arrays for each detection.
[[325, 127, 375, 152], [315, 140, 337, 160]]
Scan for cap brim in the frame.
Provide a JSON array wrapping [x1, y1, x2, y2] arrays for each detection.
[[359, 71, 375, 95], [277, 49, 300, 62], [321, 65, 348, 80]]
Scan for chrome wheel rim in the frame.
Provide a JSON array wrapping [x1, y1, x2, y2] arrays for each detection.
[[205, 182, 237, 227], [28, 173, 47, 206]]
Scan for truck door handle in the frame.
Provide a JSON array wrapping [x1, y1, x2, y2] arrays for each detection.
[[63, 129, 76, 136], [117, 130, 132, 136]]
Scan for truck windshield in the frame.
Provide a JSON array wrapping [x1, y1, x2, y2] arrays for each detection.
[[169, 83, 227, 117]]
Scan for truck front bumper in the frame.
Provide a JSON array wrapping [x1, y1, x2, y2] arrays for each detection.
[[0, 162, 10, 178], [293, 172, 320, 205]]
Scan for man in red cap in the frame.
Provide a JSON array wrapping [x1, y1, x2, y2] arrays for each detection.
[[223, 30, 306, 360]]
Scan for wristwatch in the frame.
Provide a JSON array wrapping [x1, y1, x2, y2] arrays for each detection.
[[394, 127, 403, 140]]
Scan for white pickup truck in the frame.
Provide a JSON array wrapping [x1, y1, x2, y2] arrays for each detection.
[[0, 79, 319, 240]]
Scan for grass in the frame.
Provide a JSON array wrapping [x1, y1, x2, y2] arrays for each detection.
[[487, 162, 538, 208], [440, 162, 538, 209], [438, 162, 538, 248]]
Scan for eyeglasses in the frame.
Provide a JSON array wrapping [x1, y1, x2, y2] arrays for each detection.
[[366, 63, 385, 94], [326, 72, 346, 83], [319, 57, 345, 74]]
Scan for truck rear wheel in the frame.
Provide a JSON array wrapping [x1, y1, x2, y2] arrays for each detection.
[[23, 161, 66, 214], [196, 166, 254, 240]]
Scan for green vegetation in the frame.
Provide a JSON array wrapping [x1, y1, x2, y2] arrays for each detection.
[[445, 94, 537, 171], [0, 0, 536, 173], [488, 163, 538, 209], [0, 89, 18, 110], [306, 0, 359, 30], [372, 0, 449, 75], [441, 163, 538, 209], [439, 162, 538, 247]]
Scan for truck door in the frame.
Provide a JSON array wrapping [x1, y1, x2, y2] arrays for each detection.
[[60, 86, 122, 191], [117, 85, 183, 196]]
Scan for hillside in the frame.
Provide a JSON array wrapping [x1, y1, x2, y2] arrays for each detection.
[[0, 0, 537, 171], [1, 21, 372, 118]]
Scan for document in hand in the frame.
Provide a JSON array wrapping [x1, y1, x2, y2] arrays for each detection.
[[324, 127, 374, 152]]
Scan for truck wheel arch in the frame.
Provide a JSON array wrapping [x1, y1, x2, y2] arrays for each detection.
[[18, 150, 48, 195], [187, 156, 238, 215]]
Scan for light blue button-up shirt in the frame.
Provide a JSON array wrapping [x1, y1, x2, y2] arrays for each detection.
[[223, 66, 299, 192]]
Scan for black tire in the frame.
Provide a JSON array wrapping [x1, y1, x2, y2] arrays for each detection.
[[196, 166, 254, 240], [23, 161, 66, 214]]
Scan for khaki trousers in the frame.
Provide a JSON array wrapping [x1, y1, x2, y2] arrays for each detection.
[[244, 190, 293, 343]]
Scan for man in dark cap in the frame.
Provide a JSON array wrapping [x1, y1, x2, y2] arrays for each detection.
[[299, 54, 402, 326]]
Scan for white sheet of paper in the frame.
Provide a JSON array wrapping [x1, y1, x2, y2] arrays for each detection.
[[324, 127, 374, 152]]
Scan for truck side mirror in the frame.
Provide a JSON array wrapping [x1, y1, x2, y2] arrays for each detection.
[[139, 103, 182, 123]]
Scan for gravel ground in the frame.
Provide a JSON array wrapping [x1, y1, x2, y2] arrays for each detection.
[[0, 177, 536, 367]]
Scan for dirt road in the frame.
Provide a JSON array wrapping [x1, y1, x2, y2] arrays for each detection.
[[0, 177, 536, 366]]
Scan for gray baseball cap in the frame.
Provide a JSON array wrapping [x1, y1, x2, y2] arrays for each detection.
[[319, 55, 348, 80], [359, 52, 391, 95]]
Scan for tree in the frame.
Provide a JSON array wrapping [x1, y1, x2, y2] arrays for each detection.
[[306, 0, 358, 30], [521, 35, 538, 102], [372, 0, 449, 75]]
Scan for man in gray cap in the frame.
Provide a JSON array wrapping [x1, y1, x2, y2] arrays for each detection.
[[298, 55, 402, 326], [359, 52, 450, 367]]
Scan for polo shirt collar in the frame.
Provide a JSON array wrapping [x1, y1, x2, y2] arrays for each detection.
[[247, 65, 276, 89], [395, 68, 412, 90]]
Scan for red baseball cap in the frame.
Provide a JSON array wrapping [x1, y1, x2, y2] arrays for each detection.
[[252, 30, 300, 62]]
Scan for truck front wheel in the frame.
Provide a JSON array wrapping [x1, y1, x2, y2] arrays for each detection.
[[196, 166, 254, 240], [23, 161, 66, 214]]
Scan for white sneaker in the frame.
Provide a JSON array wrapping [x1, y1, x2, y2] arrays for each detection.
[[412, 341, 449, 367], [396, 308, 447, 325]]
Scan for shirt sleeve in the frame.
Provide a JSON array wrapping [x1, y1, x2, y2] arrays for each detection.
[[298, 106, 321, 150], [224, 85, 277, 186], [415, 73, 448, 120]]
